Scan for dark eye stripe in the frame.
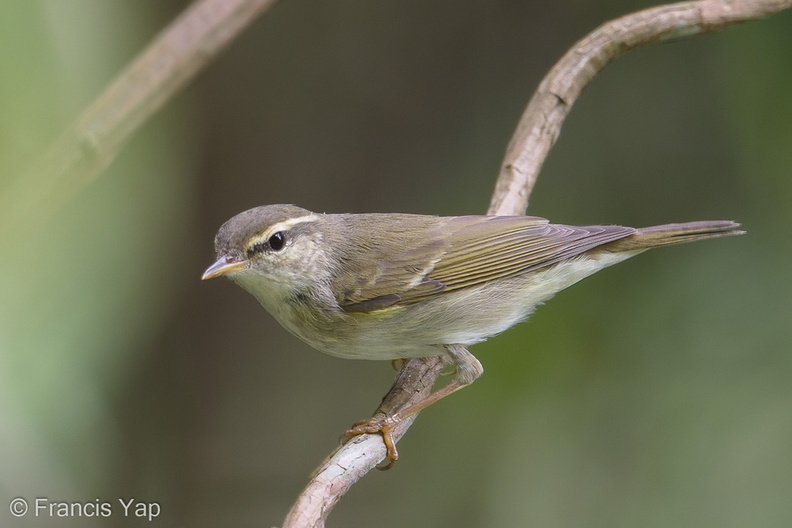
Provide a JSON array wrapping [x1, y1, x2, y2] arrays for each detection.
[[246, 242, 266, 258], [246, 231, 286, 258]]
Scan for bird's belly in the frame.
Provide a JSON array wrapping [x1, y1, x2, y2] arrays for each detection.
[[253, 252, 638, 361], [304, 254, 638, 360], [284, 289, 532, 361]]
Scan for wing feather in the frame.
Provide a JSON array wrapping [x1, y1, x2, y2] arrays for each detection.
[[339, 215, 635, 313]]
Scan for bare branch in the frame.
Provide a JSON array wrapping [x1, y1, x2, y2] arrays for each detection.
[[281, 357, 444, 528], [283, 1, 792, 526], [489, 0, 792, 215]]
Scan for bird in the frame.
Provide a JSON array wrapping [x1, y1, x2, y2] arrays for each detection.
[[202, 204, 743, 467]]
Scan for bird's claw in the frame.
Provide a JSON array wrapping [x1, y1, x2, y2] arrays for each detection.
[[341, 415, 401, 470]]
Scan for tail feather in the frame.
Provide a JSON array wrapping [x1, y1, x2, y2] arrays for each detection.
[[605, 220, 744, 251]]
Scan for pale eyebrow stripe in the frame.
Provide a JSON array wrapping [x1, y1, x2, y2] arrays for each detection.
[[245, 214, 320, 250]]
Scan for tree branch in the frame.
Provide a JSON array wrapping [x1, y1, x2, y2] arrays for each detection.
[[16, 0, 786, 524], [490, 0, 792, 215], [281, 357, 444, 528], [282, 0, 792, 526]]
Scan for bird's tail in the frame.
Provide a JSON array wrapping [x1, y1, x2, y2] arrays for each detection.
[[606, 220, 744, 251]]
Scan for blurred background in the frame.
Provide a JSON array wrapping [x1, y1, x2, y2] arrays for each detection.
[[1, 0, 791, 526]]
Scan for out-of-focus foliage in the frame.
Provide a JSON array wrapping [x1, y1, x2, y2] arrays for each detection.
[[1, 1, 790, 527], [0, 1, 196, 525]]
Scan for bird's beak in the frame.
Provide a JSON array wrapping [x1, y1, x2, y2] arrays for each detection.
[[201, 256, 246, 280]]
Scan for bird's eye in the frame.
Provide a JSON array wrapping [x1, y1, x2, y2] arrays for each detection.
[[246, 231, 286, 258], [268, 231, 285, 251]]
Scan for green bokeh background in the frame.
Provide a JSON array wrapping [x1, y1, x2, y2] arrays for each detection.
[[1, 1, 790, 526]]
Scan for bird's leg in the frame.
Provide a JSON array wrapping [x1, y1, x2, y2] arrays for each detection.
[[390, 358, 406, 371], [342, 345, 483, 470]]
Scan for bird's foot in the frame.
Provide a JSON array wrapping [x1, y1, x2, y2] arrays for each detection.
[[341, 414, 402, 470]]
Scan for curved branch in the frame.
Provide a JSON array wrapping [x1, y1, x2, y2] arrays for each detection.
[[489, 0, 792, 215], [281, 357, 444, 528], [283, 0, 792, 526]]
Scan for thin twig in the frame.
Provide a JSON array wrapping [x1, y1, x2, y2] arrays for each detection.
[[3, 0, 278, 235], [282, 0, 792, 526]]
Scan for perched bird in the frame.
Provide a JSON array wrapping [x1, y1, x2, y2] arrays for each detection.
[[203, 204, 742, 466]]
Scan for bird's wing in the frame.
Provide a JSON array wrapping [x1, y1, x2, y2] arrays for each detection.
[[338, 215, 634, 313]]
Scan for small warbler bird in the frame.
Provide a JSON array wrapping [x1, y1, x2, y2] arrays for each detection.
[[203, 204, 742, 466]]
